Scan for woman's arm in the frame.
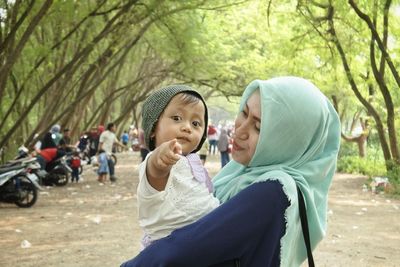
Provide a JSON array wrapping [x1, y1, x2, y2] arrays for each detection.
[[121, 180, 289, 267]]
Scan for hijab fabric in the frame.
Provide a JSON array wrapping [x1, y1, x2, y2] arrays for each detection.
[[213, 76, 340, 266]]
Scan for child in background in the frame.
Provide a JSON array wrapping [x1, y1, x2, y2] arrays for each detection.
[[70, 151, 81, 183], [137, 85, 219, 247], [121, 131, 129, 152], [97, 149, 109, 183]]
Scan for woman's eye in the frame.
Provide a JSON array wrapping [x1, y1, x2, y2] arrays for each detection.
[[242, 110, 248, 118], [255, 123, 261, 132]]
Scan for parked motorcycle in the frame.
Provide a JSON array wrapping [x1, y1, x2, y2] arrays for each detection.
[[41, 156, 72, 186], [10, 146, 71, 187], [0, 158, 42, 208]]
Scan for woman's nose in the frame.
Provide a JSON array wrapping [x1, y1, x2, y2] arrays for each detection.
[[235, 121, 249, 140], [236, 130, 248, 140]]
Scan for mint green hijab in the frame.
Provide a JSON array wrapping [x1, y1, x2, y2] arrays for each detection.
[[213, 76, 340, 266]]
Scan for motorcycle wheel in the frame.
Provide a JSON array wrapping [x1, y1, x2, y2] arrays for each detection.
[[15, 176, 38, 208], [53, 168, 69, 186], [111, 154, 117, 166]]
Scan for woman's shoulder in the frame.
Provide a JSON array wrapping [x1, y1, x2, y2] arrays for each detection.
[[228, 180, 289, 213]]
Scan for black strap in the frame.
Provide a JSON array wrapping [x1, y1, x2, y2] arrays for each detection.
[[297, 186, 315, 267]]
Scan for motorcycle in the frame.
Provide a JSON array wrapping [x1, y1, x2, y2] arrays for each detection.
[[41, 156, 72, 186], [0, 158, 42, 208], [10, 146, 71, 186]]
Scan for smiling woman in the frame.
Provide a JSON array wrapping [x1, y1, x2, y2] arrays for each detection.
[[231, 89, 261, 166]]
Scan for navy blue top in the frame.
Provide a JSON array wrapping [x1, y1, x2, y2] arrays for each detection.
[[121, 181, 289, 267]]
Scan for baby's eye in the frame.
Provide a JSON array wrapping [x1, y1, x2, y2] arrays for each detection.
[[192, 121, 202, 127], [171, 116, 182, 121]]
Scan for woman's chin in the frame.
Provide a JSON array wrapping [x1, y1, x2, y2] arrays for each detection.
[[232, 152, 250, 166]]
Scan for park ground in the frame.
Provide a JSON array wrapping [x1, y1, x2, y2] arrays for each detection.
[[0, 152, 399, 267]]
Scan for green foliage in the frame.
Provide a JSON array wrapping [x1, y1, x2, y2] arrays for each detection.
[[338, 138, 386, 176], [337, 142, 400, 195], [337, 155, 386, 178], [0, 0, 399, 174], [386, 160, 400, 195], [338, 141, 359, 157]]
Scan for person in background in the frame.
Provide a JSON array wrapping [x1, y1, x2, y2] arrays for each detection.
[[207, 124, 218, 154], [35, 146, 66, 170], [98, 122, 126, 181], [120, 76, 341, 267], [97, 148, 109, 183], [217, 128, 230, 168], [36, 124, 62, 150], [130, 128, 140, 153], [88, 125, 104, 159], [121, 131, 130, 152], [51, 124, 63, 146], [77, 131, 90, 153], [129, 126, 138, 142], [59, 128, 74, 152], [70, 151, 81, 183], [137, 128, 149, 162]]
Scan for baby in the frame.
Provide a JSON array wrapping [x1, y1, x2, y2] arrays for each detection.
[[137, 85, 219, 247]]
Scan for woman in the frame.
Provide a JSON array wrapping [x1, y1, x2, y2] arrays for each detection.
[[121, 76, 341, 267]]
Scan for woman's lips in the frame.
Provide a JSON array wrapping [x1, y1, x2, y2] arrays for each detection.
[[232, 140, 244, 151]]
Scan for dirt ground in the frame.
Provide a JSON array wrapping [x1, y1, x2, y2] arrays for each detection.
[[0, 152, 399, 267]]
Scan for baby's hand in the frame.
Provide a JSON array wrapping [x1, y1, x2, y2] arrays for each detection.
[[154, 139, 182, 168]]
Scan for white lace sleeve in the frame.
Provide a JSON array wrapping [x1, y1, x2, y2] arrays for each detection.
[[137, 152, 159, 195]]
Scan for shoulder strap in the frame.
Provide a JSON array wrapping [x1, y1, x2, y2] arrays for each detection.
[[297, 186, 315, 267]]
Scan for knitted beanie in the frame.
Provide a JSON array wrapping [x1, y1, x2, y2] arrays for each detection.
[[141, 85, 208, 153]]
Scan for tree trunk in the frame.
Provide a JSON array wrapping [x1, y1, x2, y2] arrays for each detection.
[[0, 0, 53, 100], [327, 6, 392, 165]]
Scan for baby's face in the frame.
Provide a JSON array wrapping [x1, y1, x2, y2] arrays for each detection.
[[153, 94, 205, 155]]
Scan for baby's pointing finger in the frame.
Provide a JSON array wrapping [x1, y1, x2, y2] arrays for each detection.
[[173, 142, 182, 155], [168, 139, 178, 151], [168, 139, 182, 155], [168, 150, 181, 162]]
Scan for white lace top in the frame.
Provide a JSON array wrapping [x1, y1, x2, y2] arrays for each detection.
[[137, 152, 220, 247]]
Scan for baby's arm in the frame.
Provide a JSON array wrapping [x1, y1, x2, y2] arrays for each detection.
[[146, 139, 182, 191]]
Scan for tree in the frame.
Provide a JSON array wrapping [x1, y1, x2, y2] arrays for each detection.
[[0, 0, 250, 159], [296, 0, 399, 170]]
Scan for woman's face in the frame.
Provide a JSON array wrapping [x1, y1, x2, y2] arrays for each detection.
[[231, 90, 261, 165]]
